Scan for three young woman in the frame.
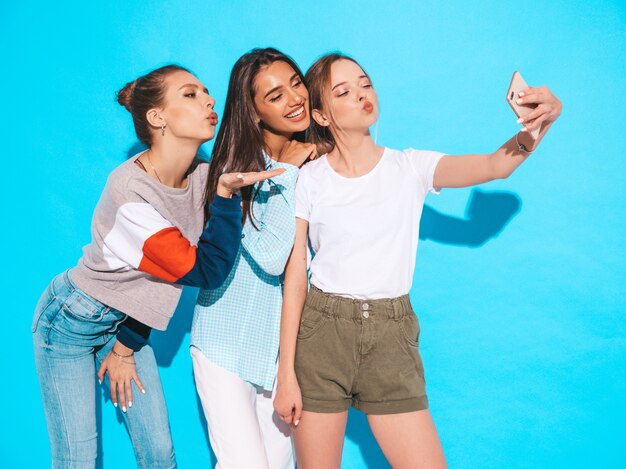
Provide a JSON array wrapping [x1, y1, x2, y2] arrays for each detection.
[[273, 54, 562, 468], [36, 51, 561, 468], [33, 64, 282, 468], [190, 48, 316, 469]]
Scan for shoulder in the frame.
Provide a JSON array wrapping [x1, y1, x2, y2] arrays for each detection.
[[190, 158, 210, 184], [298, 155, 328, 180], [104, 158, 143, 200], [386, 148, 446, 169]]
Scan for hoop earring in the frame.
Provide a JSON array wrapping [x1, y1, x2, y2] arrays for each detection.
[[161, 124, 166, 136]]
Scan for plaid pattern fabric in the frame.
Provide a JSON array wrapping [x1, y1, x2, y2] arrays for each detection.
[[190, 159, 298, 390]]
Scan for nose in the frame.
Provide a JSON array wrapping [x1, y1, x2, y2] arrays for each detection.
[[288, 89, 304, 106], [206, 96, 215, 109]]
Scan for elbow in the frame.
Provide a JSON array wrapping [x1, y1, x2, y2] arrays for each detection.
[[492, 165, 513, 181]]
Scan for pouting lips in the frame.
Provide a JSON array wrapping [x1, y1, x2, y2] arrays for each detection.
[[362, 101, 374, 113], [207, 112, 219, 125]]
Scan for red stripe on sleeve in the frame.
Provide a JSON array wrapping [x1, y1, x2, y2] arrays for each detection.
[[138, 227, 197, 282]]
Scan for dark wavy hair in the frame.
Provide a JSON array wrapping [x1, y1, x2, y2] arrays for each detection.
[[204, 48, 306, 226]]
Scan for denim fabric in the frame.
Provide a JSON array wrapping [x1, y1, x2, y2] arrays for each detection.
[[33, 271, 176, 469]]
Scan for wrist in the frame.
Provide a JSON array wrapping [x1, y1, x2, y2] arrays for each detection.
[[216, 184, 233, 198], [113, 341, 134, 357]]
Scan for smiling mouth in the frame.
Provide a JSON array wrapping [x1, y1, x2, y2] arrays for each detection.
[[285, 105, 305, 119]]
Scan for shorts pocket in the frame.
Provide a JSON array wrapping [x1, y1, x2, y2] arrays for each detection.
[[399, 313, 420, 347], [297, 307, 327, 341]]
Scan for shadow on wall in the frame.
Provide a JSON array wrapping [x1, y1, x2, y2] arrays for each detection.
[[125, 136, 522, 469]]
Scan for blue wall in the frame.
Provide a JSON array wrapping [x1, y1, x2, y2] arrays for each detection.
[[3, 1, 625, 467]]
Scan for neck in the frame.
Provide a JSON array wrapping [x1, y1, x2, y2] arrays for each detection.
[[262, 128, 293, 159], [147, 138, 201, 188], [328, 130, 382, 176]]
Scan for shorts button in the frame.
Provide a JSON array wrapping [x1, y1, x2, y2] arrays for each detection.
[[362, 303, 369, 311], [363, 311, 370, 319]]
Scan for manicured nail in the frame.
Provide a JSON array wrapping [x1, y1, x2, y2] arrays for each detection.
[[516, 98, 523, 104], [294, 420, 300, 426], [122, 406, 127, 413], [519, 91, 525, 97], [98, 379, 101, 385], [520, 127, 527, 132], [129, 401, 133, 408], [517, 118, 523, 124], [141, 389, 146, 394], [113, 402, 118, 407]]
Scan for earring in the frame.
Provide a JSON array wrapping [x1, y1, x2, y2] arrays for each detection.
[[161, 124, 165, 136]]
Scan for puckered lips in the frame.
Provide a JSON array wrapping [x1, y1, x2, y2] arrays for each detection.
[[362, 100, 374, 113], [207, 112, 219, 126]]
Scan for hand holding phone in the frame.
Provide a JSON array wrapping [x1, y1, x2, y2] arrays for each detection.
[[506, 71, 540, 140]]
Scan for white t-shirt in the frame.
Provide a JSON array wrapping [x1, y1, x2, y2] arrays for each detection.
[[295, 147, 445, 300]]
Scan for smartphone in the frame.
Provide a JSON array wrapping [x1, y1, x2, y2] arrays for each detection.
[[506, 71, 540, 140]]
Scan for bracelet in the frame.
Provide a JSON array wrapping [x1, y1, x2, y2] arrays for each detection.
[[515, 133, 533, 154], [112, 349, 134, 360]]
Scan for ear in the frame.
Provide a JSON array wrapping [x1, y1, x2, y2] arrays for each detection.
[[312, 109, 330, 127], [146, 108, 165, 128]]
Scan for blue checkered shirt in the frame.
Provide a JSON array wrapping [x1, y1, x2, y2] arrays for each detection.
[[190, 159, 298, 390]]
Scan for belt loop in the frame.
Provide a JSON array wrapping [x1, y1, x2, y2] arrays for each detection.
[[391, 297, 403, 319], [63, 269, 74, 291]]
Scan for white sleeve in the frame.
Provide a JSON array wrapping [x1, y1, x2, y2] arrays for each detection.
[[295, 166, 311, 220], [406, 148, 446, 194]]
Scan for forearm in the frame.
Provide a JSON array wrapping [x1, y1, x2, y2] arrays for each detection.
[[116, 316, 152, 351], [277, 252, 308, 376], [176, 194, 243, 289]]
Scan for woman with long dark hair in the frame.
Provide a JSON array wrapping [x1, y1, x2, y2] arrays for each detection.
[[32, 64, 281, 468], [190, 48, 316, 468]]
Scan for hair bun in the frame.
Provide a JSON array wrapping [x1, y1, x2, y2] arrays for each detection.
[[116, 79, 138, 112]]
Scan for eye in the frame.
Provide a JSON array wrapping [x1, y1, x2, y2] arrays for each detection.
[[269, 94, 283, 103], [293, 79, 302, 88], [184, 92, 196, 98], [337, 90, 349, 97]]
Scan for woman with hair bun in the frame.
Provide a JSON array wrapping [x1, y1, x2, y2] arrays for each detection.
[[32, 64, 282, 468]]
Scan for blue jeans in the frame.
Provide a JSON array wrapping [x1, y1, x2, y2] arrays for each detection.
[[32, 271, 176, 469]]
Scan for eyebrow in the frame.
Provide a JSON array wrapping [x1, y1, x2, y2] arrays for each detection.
[[178, 83, 209, 94], [263, 73, 300, 99], [331, 75, 369, 91]]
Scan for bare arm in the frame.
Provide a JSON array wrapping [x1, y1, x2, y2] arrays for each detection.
[[434, 85, 562, 189], [274, 217, 309, 426]]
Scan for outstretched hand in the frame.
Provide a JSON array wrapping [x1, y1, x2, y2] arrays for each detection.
[[217, 168, 286, 198]]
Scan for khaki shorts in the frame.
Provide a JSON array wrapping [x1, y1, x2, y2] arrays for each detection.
[[294, 286, 428, 415]]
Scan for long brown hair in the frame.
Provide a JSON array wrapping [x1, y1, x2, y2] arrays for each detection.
[[305, 53, 368, 155], [204, 48, 306, 225], [116, 65, 191, 146]]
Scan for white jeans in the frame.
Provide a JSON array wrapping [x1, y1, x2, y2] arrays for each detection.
[[191, 347, 294, 469]]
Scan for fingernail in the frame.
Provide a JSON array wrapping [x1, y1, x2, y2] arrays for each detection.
[[113, 402, 117, 407], [519, 91, 525, 97], [516, 99, 523, 104], [141, 389, 146, 394], [122, 406, 127, 413], [129, 401, 133, 408], [517, 118, 523, 124], [520, 127, 527, 132], [294, 420, 300, 426], [98, 379, 101, 385]]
